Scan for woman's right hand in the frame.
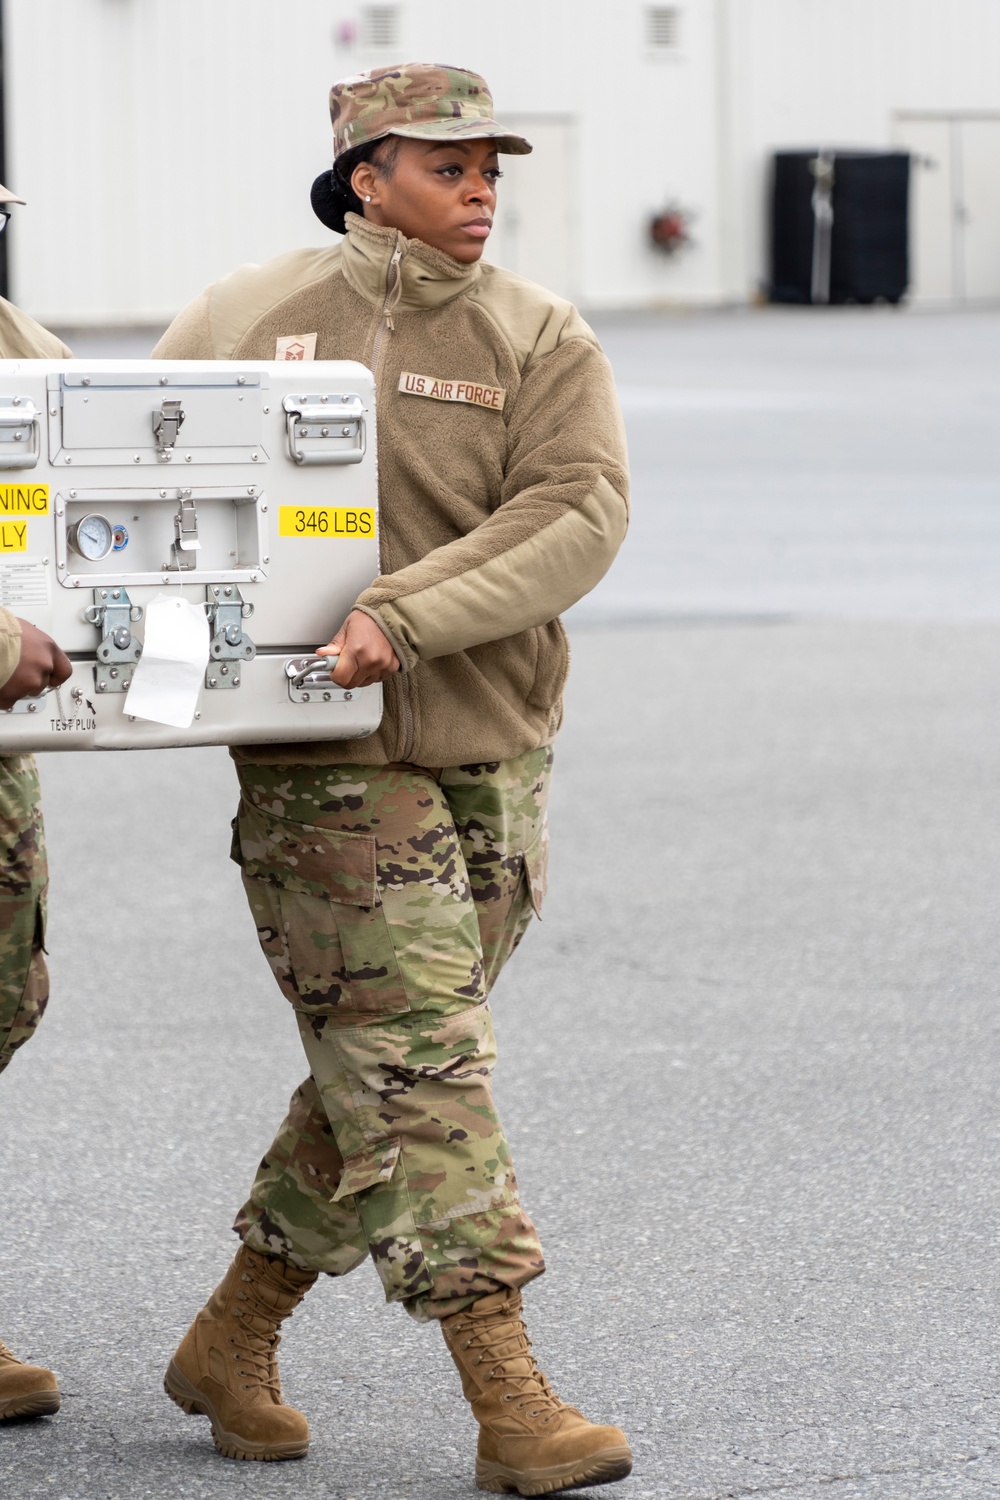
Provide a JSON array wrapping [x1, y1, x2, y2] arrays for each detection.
[[318, 609, 400, 690]]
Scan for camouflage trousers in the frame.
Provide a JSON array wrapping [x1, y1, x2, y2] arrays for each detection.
[[0, 755, 49, 1078], [231, 749, 552, 1322]]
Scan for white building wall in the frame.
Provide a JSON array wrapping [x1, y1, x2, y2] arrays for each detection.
[[3, 0, 1000, 323], [725, 0, 1000, 299]]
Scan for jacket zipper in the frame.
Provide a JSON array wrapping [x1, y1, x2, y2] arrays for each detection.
[[398, 674, 415, 762], [368, 240, 415, 761], [370, 241, 402, 379]]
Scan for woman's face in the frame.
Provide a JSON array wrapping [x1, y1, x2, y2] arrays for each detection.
[[351, 138, 502, 263]]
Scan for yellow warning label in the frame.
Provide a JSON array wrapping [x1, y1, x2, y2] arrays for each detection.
[[0, 484, 49, 515], [279, 506, 375, 538], [0, 520, 29, 552]]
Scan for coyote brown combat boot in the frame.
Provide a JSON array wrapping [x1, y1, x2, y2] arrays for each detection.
[[442, 1288, 632, 1495], [0, 1340, 60, 1421], [164, 1244, 317, 1460]]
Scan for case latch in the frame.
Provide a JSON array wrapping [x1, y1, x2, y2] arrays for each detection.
[[84, 586, 143, 694], [282, 393, 366, 466], [0, 397, 40, 469], [171, 489, 200, 568], [153, 397, 186, 461], [205, 584, 255, 689]]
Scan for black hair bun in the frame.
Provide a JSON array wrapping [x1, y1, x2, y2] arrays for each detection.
[[311, 169, 350, 236]]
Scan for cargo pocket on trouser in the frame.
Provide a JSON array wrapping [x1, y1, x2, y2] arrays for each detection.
[[235, 799, 411, 1023], [294, 998, 545, 1319], [235, 1075, 370, 1277], [0, 894, 50, 1079], [476, 818, 550, 993]]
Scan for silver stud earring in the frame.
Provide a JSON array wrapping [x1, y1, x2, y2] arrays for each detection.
[[365, 195, 372, 203]]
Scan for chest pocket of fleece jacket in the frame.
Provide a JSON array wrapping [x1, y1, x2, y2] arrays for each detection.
[[233, 800, 411, 1026]]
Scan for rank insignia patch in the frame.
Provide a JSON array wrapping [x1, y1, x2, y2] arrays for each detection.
[[276, 333, 318, 361]]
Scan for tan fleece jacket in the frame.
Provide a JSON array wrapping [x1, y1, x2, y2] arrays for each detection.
[[153, 215, 629, 767], [0, 298, 72, 690]]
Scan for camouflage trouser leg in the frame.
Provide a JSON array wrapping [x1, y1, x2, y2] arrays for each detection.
[[0, 755, 49, 1078], [232, 748, 552, 1322]]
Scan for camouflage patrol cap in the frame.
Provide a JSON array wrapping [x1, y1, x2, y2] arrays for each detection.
[[0, 182, 25, 206], [330, 63, 532, 158]]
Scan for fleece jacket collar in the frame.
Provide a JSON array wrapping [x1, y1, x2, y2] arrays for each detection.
[[340, 212, 481, 314]]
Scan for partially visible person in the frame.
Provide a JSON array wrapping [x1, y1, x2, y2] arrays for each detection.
[[0, 177, 73, 1422]]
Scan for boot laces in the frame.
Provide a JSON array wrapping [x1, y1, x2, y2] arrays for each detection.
[[229, 1280, 285, 1394], [0, 1340, 22, 1366], [458, 1315, 564, 1422]]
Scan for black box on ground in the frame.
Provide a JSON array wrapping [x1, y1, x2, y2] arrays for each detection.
[[769, 150, 910, 305]]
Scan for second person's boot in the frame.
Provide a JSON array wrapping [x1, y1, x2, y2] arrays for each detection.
[[0, 1340, 60, 1421], [164, 1243, 317, 1460], [442, 1287, 632, 1495]]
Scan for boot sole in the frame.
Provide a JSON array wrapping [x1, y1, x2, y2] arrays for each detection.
[[0, 1389, 61, 1422], [476, 1445, 633, 1495], [163, 1360, 308, 1462]]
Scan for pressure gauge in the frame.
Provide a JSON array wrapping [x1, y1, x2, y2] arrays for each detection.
[[68, 513, 114, 562]]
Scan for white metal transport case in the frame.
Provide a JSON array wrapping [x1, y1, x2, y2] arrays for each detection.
[[0, 360, 381, 750]]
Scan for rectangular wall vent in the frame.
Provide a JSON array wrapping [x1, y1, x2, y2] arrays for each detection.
[[361, 5, 401, 50], [646, 6, 681, 50]]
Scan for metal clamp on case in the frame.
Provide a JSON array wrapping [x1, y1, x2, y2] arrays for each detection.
[[206, 584, 255, 690], [283, 393, 366, 466], [0, 396, 40, 469], [153, 397, 186, 461], [84, 586, 144, 694]]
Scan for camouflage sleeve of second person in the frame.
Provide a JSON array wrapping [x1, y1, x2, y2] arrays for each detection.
[[0, 607, 20, 691]]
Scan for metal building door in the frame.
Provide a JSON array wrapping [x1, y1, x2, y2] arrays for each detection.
[[484, 116, 576, 302], [895, 114, 1000, 303], [961, 119, 1000, 300]]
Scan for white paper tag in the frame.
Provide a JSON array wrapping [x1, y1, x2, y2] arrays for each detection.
[[126, 595, 209, 728]]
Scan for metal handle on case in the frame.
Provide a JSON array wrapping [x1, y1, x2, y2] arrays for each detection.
[[284, 653, 341, 687], [282, 394, 366, 466], [0, 398, 40, 469]]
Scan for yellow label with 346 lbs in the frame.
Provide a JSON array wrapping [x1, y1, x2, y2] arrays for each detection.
[[0, 484, 49, 516], [279, 506, 375, 538], [0, 520, 29, 552]]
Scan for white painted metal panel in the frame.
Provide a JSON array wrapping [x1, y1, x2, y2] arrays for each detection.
[[893, 118, 954, 301], [960, 118, 1000, 300]]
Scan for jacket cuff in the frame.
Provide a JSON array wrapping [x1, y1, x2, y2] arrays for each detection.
[[351, 603, 417, 674]]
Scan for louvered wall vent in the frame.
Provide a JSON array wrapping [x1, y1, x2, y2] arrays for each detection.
[[646, 6, 681, 50], [361, 5, 400, 50]]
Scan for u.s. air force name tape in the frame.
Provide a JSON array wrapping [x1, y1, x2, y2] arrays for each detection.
[[398, 372, 506, 411]]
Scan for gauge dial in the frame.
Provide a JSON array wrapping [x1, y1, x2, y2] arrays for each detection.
[[69, 512, 114, 561]]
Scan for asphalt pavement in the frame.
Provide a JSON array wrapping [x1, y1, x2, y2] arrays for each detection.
[[2, 308, 999, 1500]]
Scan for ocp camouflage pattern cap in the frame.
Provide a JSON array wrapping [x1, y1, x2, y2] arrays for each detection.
[[330, 63, 532, 158]]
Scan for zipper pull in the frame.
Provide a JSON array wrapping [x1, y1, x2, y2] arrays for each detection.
[[383, 245, 404, 332]]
